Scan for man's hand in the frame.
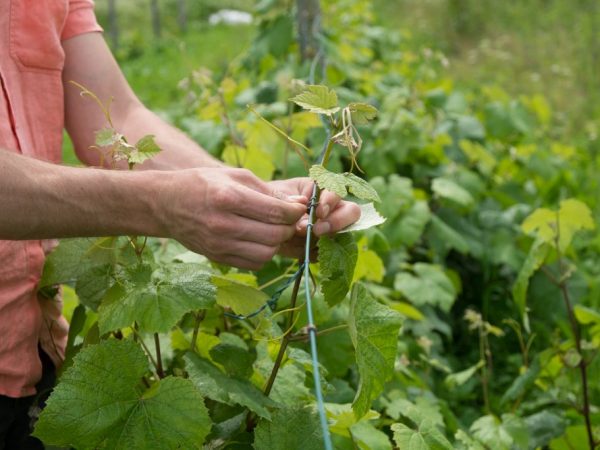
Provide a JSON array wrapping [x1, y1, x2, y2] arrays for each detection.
[[160, 168, 308, 270], [268, 178, 362, 259]]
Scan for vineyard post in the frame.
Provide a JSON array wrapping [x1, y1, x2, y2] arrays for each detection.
[[296, 0, 321, 61]]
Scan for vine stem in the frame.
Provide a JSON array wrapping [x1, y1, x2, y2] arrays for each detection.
[[191, 310, 206, 352], [554, 214, 595, 450], [154, 333, 164, 379], [478, 325, 491, 414], [263, 272, 303, 396], [132, 328, 160, 378], [557, 269, 595, 449]]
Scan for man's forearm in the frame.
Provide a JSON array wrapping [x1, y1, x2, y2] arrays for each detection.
[[0, 149, 165, 240]]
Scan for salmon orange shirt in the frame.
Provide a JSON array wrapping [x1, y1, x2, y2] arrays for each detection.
[[0, 0, 102, 398]]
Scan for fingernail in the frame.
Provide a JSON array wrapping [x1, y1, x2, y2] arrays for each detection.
[[321, 204, 330, 217], [298, 218, 309, 231], [287, 195, 307, 203], [315, 222, 331, 235]]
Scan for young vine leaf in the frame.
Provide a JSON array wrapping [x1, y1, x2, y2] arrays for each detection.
[[289, 84, 340, 115], [348, 102, 378, 125], [394, 263, 457, 312], [212, 275, 270, 316], [338, 203, 386, 234], [98, 263, 215, 334], [309, 165, 381, 202], [391, 420, 453, 450], [34, 340, 211, 449], [128, 134, 162, 165]]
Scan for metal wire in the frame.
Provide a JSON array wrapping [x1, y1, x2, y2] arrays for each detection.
[[228, 5, 334, 447]]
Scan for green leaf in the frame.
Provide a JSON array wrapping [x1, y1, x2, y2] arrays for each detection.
[[289, 84, 340, 115], [392, 201, 431, 246], [500, 358, 541, 405], [339, 203, 386, 234], [98, 263, 215, 334], [222, 144, 276, 180], [431, 177, 474, 208], [209, 343, 255, 378], [34, 340, 211, 449], [391, 421, 453, 450], [41, 237, 116, 287], [95, 127, 121, 147], [212, 275, 270, 316], [470, 414, 528, 450], [348, 103, 378, 125], [129, 134, 162, 165], [310, 165, 381, 202], [184, 352, 275, 420], [353, 236, 385, 283], [574, 305, 600, 324], [75, 264, 114, 311], [512, 237, 549, 332], [385, 397, 444, 428], [524, 410, 566, 448], [522, 199, 595, 251], [350, 420, 392, 450], [268, 363, 313, 406], [429, 215, 470, 254], [445, 360, 484, 389], [349, 284, 403, 418], [455, 430, 486, 450], [319, 234, 358, 307], [254, 406, 323, 450], [326, 403, 380, 438], [394, 263, 457, 312]]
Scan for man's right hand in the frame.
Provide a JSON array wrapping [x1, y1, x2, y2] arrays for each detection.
[[159, 168, 308, 270]]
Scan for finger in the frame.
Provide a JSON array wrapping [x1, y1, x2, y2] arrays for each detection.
[[231, 185, 308, 225], [233, 170, 308, 203], [316, 190, 342, 220], [227, 217, 297, 246], [295, 215, 310, 237], [313, 201, 361, 236], [216, 255, 266, 271], [217, 240, 280, 269]]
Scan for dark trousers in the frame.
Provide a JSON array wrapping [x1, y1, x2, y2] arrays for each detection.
[[0, 349, 55, 450]]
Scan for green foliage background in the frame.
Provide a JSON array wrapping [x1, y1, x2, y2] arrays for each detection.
[[46, 0, 600, 448]]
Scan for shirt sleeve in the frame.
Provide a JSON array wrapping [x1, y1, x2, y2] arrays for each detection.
[[61, 0, 103, 41]]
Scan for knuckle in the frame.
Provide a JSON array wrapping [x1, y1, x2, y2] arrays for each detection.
[[232, 168, 254, 180], [212, 186, 236, 207], [267, 206, 284, 224]]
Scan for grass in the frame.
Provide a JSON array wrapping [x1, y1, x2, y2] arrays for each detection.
[[372, 0, 600, 141]]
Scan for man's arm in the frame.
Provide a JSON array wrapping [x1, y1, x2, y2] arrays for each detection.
[[0, 150, 308, 269], [61, 32, 361, 237], [62, 33, 219, 170]]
